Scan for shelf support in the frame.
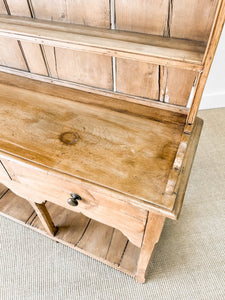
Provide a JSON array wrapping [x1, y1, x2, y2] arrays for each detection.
[[29, 201, 57, 236]]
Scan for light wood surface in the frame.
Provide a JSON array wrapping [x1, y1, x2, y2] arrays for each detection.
[[0, 182, 8, 198], [0, 83, 185, 213], [30, 0, 112, 90], [29, 201, 57, 236], [172, 118, 204, 218], [30, 0, 110, 28], [0, 15, 205, 70], [5, 0, 49, 76], [0, 160, 11, 180], [170, 0, 220, 41], [114, 0, 216, 106], [115, 0, 219, 41], [0, 71, 188, 120], [136, 212, 165, 283], [0, 192, 142, 280], [0, 69, 189, 114], [0, 156, 147, 247]]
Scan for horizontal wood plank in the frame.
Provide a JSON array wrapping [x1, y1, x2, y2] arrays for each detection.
[[0, 70, 189, 115], [0, 15, 205, 70]]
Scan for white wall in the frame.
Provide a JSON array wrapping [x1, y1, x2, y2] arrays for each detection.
[[200, 25, 225, 109]]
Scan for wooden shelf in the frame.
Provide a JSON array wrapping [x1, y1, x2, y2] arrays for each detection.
[[0, 15, 205, 71], [0, 187, 141, 278]]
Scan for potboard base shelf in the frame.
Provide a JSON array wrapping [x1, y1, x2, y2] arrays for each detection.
[[0, 187, 143, 280]]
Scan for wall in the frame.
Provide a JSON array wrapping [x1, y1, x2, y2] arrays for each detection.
[[200, 25, 225, 109]]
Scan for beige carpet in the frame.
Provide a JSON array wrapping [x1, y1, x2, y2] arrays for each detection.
[[0, 108, 225, 300]]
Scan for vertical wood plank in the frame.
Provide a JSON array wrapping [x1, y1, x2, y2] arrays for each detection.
[[115, 0, 169, 35], [77, 219, 114, 258], [170, 0, 220, 42], [0, 37, 28, 70], [116, 59, 159, 99], [105, 229, 128, 265], [31, 0, 110, 28], [0, 1, 28, 70], [43, 46, 113, 89], [31, 0, 113, 90], [119, 242, 141, 275], [6, 0, 48, 76], [115, 0, 168, 101], [0, 1, 7, 13], [115, 0, 203, 107], [160, 67, 198, 106], [163, 0, 220, 107]]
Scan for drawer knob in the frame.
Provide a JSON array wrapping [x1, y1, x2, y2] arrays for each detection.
[[67, 193, 82, 206]]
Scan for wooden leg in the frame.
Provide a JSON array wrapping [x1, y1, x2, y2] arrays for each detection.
[[135, 212, 165, 283], [29, 201, 57, 236]]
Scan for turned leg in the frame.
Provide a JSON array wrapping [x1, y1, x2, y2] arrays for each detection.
[[29, 201, 57, 236], [135, 212, 165, 283]]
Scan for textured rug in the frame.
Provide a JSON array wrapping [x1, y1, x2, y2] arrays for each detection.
[[0, 108, 225, 300]]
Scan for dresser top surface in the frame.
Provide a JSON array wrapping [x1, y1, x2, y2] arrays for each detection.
[[0, 80, 187, 213]]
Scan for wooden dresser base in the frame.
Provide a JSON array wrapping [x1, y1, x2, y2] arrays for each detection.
[[0, 187, 164, 283]]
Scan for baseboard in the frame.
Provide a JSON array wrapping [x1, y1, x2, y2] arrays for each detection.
[[199, 92, 225, 110]]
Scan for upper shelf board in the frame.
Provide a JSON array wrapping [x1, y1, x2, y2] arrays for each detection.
[[0, 15, 205, 71]]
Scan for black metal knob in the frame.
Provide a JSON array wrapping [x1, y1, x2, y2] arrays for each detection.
[[67, 193, 82, 206]]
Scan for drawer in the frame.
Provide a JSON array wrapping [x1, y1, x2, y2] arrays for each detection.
[[0, 156, 148, 247]]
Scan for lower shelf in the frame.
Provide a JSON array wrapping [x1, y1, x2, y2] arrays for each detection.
[[0, 185, 140, 278]]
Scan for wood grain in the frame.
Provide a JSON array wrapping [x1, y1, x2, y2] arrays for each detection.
[[116, 60, 159, 99], [0, 36, 28, 70], [0, 189, 34, 223], [0, 16, 205, 70], [1, 155, 147, 247], [0, 0, 27, 71], [43, 46, 112, 89], [0, 194, 141, 278], [0, 160, 11, 180], [0, 83, 184, 211], [159, 67, 198, 106], [30, 0, 112, 90], [172, 118, 204, 218], [30, 0, 110, 28], [29, 201, 57, 236], [3, 0, 48, 75], [115, 0, 169, 35], [0, 183, 8, 198], [136, 212, 165, 283], [171, 0, 220, 42], [114, 0, 201, 106], [0, 71, 189, 116]]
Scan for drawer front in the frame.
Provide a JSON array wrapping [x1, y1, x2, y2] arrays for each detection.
[[0, 156, 147, 247]]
